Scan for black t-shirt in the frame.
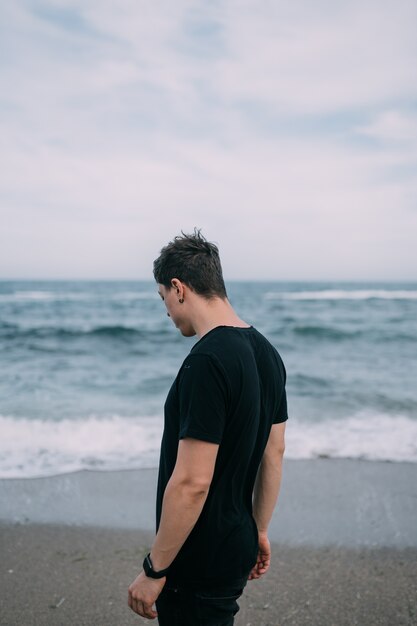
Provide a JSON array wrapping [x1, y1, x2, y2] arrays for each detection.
[[156, 325, 288, 587]]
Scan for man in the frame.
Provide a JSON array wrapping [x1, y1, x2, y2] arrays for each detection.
[[128, 230, 287, 625]]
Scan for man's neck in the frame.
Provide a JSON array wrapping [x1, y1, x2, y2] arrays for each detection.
[[191, 297, 250, 338]]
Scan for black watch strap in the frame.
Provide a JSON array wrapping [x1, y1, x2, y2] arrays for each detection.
[[143, 553, 169, 579]]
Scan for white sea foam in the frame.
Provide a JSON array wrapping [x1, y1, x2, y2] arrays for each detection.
[[111, 291, 158, 300], [285, 412, 417, 462], [265, 289, 417, 300], [0, 290, 63, 301], [0, 412, 416, 479], [0, 414, 163, 478], [0, 291, 92, 302], [2, 288, 416, 303], [0, 291, 157, 303]]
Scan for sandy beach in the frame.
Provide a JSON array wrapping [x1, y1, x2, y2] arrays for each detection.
[[1, 459, 417, 625]]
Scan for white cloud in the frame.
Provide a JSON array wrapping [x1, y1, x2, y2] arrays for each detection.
[[217, 0, 417, 113], [0, 0, 416, 279], [356, 110, 417, 145]]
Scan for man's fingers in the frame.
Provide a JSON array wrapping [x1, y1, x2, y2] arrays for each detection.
[[248, 539, 273, 581], [248, 549, 272, 581], [130, 598, 138, 614], [140, 600, 157, 619], [128, 594, 142, 616], [128, 596, 157, 619], [249, 562, 270, 579], [143, 604, 158, 619]]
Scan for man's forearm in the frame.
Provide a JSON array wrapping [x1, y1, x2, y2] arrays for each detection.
[[149, 476, 209, 571], [252, 452, 284, 533]]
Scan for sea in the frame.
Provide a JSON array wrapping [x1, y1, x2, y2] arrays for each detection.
[[1, 280, 416, 478]]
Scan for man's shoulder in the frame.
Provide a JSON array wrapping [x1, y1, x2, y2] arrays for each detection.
[[191, 327, 251, 357], [190, 327, 282, 372]]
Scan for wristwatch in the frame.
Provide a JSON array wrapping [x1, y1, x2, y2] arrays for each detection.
[[143, 553, 170, 579]]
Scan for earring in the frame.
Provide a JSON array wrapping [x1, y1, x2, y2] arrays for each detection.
[[178, 298, 184, 304]]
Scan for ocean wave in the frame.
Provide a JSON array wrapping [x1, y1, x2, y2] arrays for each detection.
[[291, 373, 331, 388], [292, 325, 361, 340], [265, 289, 417, 301], [0, 324, 171, 341], [0, 290, 91, 302], [3, 287, 417, 303], [285, 412, 417, 463], [0, 290, 157, 303], [0, 414, 163, 479], [89, 325, 142, 338], [0, 411, 416, 479]]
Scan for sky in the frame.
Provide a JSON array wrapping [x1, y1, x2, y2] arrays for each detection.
[[1, 0, 416, 281]]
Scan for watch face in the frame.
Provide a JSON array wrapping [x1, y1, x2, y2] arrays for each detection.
[[145, 555, 152, 570], [143, 553, 166, 578], [143, 554, 153, 576]]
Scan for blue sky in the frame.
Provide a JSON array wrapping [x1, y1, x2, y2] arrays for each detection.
[[1, 0, 416, 280]]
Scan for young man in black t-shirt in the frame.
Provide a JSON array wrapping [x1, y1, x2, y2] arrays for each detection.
[[128, 230, 287, 625]]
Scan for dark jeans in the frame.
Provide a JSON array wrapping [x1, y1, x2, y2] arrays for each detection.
[[156, 578, 247, 626]]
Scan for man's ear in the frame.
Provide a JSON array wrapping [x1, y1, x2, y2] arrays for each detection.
[[171, 278, 182, 293]]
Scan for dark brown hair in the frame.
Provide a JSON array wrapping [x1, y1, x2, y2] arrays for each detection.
[[153, 229, 227, 299]]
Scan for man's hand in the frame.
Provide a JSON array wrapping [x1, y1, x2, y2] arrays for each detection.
[[128, 570, 166, 619], [248, 532, 271, 580]]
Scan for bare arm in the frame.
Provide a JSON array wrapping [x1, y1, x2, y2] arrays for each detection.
[[249, 422, 286, 580], [128, 438, 218, 619], [150, 437, 218, 569]]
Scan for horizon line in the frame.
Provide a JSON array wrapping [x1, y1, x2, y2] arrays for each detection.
[[1, 277, 417, 283]]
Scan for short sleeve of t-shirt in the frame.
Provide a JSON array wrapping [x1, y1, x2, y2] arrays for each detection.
[[272, 354, 288, 424], [273, 389, 288, 424], [177, 353, 229, 444]]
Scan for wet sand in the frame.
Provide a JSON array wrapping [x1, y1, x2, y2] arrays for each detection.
[[1, 523, 416, 626], [1, 459, 417, 625]]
